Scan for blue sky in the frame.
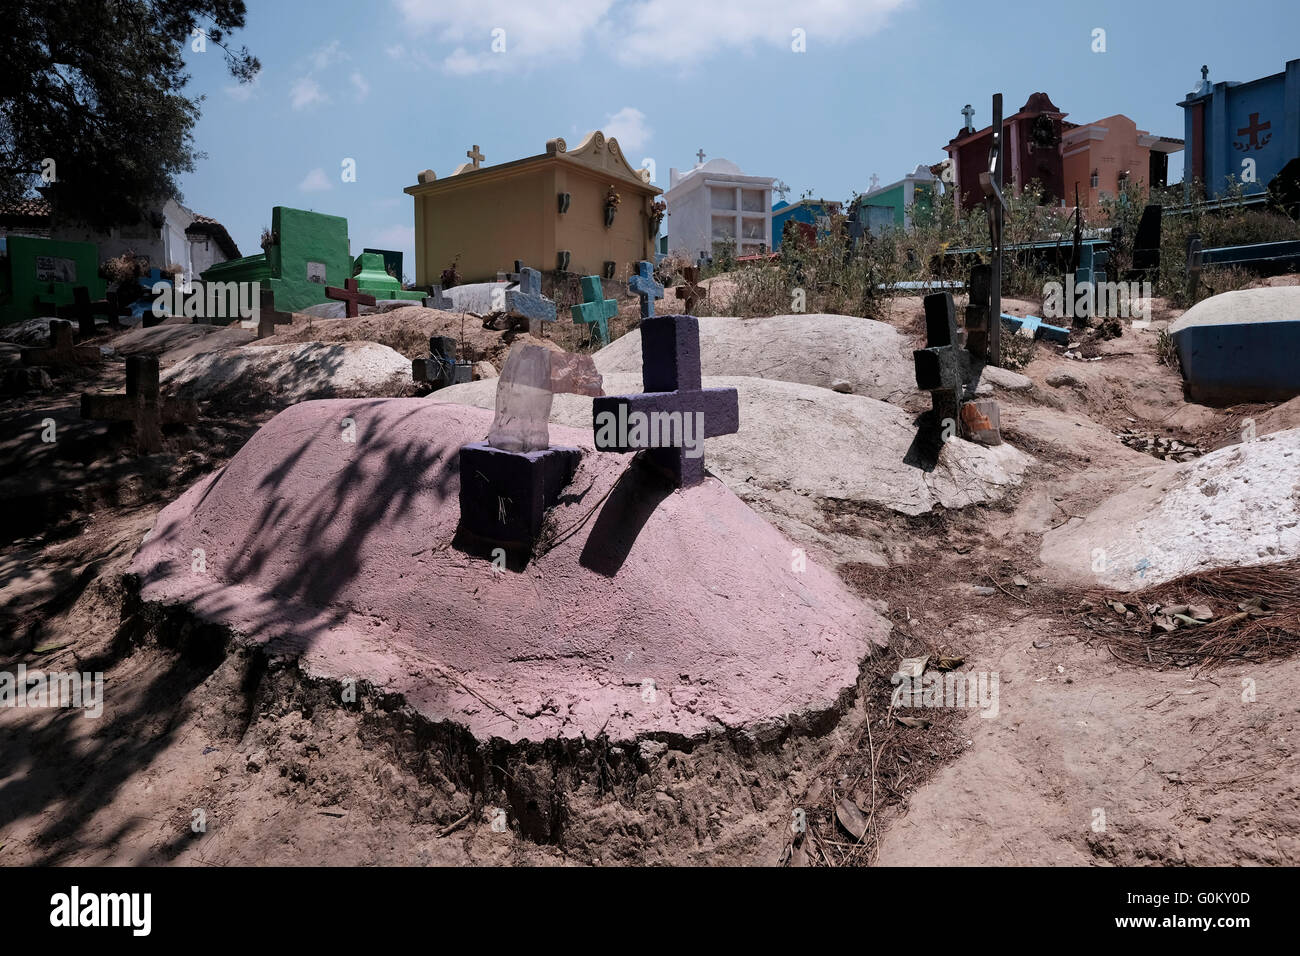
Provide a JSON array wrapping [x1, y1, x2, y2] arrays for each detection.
[[177, 0, 1295, 277]]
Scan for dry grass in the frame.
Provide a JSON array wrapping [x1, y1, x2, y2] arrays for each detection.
[[1068, 559, 1300, 670]]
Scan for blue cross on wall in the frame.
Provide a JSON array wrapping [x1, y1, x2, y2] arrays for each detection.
[[627, 260, 664, 319], [591, 313, 739, 488]]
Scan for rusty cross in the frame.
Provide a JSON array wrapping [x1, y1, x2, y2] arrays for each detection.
[[674, 266, 705, 316]]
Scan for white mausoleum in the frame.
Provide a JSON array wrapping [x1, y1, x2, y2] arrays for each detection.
[[664, 157, 776, 260]]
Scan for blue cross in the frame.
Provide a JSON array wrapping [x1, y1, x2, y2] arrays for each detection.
[[627, 260, 664, 319], [505, 266, 556, 323]]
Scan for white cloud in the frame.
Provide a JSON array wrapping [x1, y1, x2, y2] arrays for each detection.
[[392, 0, 909, 71], [225, 74, 260, 102], [290, 76, 328, 111], [299, 168, 333, 192], [372, 224, 415, 248], [394, 0, 614, 74], [310, 40, 347, 71], [350, 71, 370, 101], [603, 106, 652, 152]]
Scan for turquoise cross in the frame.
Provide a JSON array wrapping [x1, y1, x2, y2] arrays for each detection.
[[570, 275, 618, 347]]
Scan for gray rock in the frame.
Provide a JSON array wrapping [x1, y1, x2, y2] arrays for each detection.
[[981, 365, 1033, 391]]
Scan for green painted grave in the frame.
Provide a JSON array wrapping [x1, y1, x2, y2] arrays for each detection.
[[201, 206, 351, 313], [353, 251, 423, 301], [1, 236, 106, 323]]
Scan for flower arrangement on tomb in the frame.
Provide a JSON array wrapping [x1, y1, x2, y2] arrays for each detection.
[[441, 255, 461, 289], [649, 199, 666, 236], [604, 184, 621, 227]]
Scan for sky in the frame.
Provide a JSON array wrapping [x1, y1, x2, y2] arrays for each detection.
[[176, 0, 1297, 278]]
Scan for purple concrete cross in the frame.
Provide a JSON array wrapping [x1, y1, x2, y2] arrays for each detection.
[[591, 313, 738, 488]]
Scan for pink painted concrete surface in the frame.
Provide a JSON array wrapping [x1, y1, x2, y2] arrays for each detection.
[[130, 399, 888, 744]]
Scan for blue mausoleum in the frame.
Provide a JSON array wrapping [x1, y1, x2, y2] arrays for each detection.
[[1179, 58, 1300, 200]]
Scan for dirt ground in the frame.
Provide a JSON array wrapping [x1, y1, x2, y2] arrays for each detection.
[[1, 285, 1298, 866]]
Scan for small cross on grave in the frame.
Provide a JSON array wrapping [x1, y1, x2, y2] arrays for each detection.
[[21, 319, 102, 367], [458, 345, 601, 552], [423, 285, 455, 310], [81, 355, 199, 454], [627, 260, 664, 319], [571, 275, 618, 347], [324, 278, 377, 318], [505, 265, 556, 336], [255, 288, 293, 339], [57, 286, 117, 338], [674, 266, 704, 316], [592, 313, 739, 488], [466, 144, 485, 169], [413, 335, 472, 389], [913, 290, 1002, 447]]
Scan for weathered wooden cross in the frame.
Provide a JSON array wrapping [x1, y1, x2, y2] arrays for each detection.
[[570, 275, 618, 347], [256, 288, 293, 339], [592, 313, 739, 488], [324, 278, 376, 318], [674, 266, 704, 316], [976, 92, 1007, 366], [81, 355, 199, 454], [505, 265, 556, 335], [57, 286, 117, 338], [20, 319, 102, 367], [627, 260, 664, 318]]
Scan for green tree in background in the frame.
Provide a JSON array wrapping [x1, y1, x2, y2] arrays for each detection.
[[0, 0, 259, 229]]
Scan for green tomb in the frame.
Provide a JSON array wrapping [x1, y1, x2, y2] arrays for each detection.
[[1, 236, 106, 323]]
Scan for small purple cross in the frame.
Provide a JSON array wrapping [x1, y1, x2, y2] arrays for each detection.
[[591, 313, 738, 487]]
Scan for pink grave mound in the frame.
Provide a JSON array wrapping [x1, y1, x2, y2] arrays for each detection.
[[130, 398, 888, 744]]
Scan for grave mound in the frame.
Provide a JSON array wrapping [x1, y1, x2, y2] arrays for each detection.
[[1170, 287, 1300, 403], [1040, 427, 1300, 590], [130, 399, 887, 745], [111, 322, 254, 364], [438, 374, 1032, 518], [162, 341, 411, 403], [593, 313, 916, 404]]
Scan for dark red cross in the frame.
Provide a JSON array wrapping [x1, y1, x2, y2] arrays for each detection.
[[324, 278, 376, 318], [674, 266, 704, 316], [1236, 113, 1272, 149]]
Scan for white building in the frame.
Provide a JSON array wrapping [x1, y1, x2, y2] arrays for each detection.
[[664, 158, 776, 260], [2, 197, 241, 290]]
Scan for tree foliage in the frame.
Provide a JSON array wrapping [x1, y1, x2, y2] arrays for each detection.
[[0, 0, 258, 229]]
